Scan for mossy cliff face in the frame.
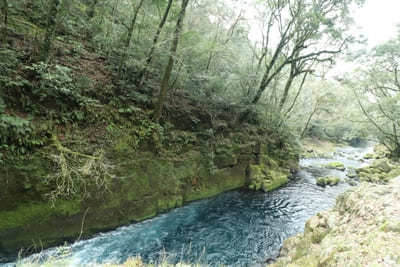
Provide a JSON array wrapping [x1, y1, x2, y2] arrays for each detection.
[[272, 177, 400, 267], [0, 133, 299, 262]]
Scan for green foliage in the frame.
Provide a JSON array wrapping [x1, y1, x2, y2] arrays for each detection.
[[108, 107, 164, 153], [23, 62, 98, 124], [348, 30, 400, 156], [0, 97, 44, 155], [0, 113, 43, 154]]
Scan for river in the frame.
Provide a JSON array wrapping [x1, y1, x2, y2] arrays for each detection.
[[5, 145, 373, 267]]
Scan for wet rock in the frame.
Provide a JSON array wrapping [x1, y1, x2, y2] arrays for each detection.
[[316, 176, 341, 187], [364, 153, 374, 159], [323, 162, 346, 171], [345, 178, 357, 186], [346, 172, 357, 179]]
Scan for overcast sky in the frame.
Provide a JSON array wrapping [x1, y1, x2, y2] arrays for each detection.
[[353, 0, 400, 47], [244, 0, 400, 47]]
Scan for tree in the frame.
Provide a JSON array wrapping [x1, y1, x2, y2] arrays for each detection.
[[1, 0, 8, 47], [154, 0, 190, 122], [353, 34, 400, 157], [41, 0, 62, 62], [251, 0, 361, 105], [136, 0, 174, 87], [87, 0, 98, 18], [117, 0, 145, 77]]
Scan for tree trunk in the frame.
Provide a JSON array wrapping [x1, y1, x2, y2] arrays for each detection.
[[136, 0, 173, 87], [105, 0, 120, 55], [279, 62, 296, 111], [1, 0, 8, 47], [153, 0, 190, 122], [117, 0, 145, 77], [283, 71, 308, 119], [251, 20, 294, 104], [88, 0, 98, 18], [40, 0, 61, 62], [301, 106, 318, 139]]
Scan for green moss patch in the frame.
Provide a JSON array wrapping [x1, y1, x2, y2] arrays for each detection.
[[323, 162, 345, 171], [316, 176, 341, 187], [247, 163, 289, 192]]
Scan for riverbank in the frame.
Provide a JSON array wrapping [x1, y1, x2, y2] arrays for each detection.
[[272, 176, 400, 266], [0, 97, 300, 263], [8, 142, 371, 266], [0, 12, 302, 261]]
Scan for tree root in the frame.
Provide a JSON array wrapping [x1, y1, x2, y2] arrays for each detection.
[[50, 134, 99, 160]]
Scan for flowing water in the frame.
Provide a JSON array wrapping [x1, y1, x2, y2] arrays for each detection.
[[4, 145, 373, 267]]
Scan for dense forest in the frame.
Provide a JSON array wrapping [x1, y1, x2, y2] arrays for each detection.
[[1, 0, 400, 265]]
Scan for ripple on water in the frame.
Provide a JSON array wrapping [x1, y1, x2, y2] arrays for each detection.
[[3, 145, 373, 267]]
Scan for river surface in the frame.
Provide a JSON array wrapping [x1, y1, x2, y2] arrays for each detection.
[[5, 145, 373, 267]]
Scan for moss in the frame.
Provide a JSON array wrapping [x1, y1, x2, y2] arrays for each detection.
[[0, 131, 298, 259], [184, 167, 246, 202], [371, 159, 392, 173], [0, 200, 81, 231], [213, 149, 237, 169], [310, 229, 328, 244], [316, 177, 327, 187], [292, 255, 320, 267], [262, 170, 289, 192], [293, 239, 312, 261], [388, 167, 400, 179], [364, 153, 374, 159], [248, 164, 289, 192], [259, 154, 279, 169], [316, 176, 340, 187], [347, 173, 357, 178], [323, 162, 345, 171]]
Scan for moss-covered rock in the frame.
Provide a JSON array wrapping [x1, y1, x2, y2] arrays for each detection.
[[371, 158, 392, 173], [316, 176, 341, 187], [363, 153, 374, 159], [356, 158, 397, 184], [323, 161, 346, 171], [364, 148, 388, 160], [272, 177, 400, 267], [346, 172, 357, 179], [247, 163, 289, 192]]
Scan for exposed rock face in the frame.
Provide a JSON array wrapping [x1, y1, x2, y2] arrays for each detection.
[[0, 133, 299, 261], [272, 177, 400, 267], [247, 164, 289, 192]]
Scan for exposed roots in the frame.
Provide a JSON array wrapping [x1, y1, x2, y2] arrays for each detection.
[[46, 135, 115, 205]]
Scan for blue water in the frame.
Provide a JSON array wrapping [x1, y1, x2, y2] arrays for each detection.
[[5, 145, 372, 266]]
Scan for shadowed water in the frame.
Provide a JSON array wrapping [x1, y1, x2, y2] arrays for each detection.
[[5, 145, 373, 267]]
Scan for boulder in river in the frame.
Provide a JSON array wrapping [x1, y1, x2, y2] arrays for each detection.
[[316, 176, 341, 187], [323, 162, 346, 171]]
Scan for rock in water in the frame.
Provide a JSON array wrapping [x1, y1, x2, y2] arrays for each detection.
[[316, 176, 341, 187], [323, 162, 346, 171]]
